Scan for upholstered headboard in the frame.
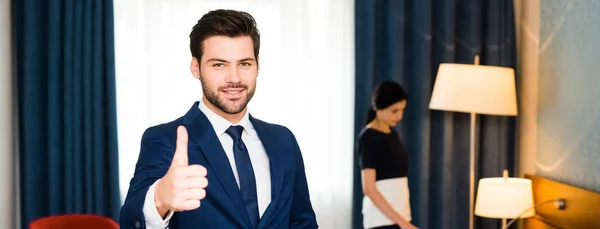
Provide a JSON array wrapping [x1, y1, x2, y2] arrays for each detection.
[[523, 174, 600, 229]]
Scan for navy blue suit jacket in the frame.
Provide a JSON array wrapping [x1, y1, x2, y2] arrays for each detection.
[[119, 102, 318, 229]]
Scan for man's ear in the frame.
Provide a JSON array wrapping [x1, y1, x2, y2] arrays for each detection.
[[190, 57, 200, 79]]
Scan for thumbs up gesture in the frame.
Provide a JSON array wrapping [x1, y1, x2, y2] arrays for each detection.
[[154, 126, 208, 217]]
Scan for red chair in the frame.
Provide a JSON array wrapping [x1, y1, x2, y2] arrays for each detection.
[[29, 214, 119, 229]]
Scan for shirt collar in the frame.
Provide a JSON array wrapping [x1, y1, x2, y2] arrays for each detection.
[[198, 99, 253, 136]]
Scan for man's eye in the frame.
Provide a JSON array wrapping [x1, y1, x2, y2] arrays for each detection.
[[241, 62, 251, 67], [213, 63, 224, 67]]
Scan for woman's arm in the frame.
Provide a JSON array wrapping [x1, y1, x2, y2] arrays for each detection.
[[362, 169, 417, 229]]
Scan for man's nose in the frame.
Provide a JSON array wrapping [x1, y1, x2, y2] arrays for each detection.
[[225, 65, 242, 83]]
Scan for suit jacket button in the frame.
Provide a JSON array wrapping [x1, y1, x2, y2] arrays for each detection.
[[135, 221, 141, 228]]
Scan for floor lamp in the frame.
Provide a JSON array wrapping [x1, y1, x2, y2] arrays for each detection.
[[428, 56, 518, 229]]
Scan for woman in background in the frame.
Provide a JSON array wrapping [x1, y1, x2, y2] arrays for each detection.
[[357, 80, 418, 229]]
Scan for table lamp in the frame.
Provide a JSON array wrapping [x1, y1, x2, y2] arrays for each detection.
[[429, 56, 518, 229], [475, 170, 535, 228]]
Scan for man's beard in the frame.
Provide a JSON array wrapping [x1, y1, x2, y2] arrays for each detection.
[[200, 77, 256, 114]]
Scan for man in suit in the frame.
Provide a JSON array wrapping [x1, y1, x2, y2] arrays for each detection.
[[119, 9, 318, 229]]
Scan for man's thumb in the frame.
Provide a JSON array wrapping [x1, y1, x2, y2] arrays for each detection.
[[172, 125, 189, 167]]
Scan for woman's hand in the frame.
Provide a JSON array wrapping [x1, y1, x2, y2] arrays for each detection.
[[397, 222, 419, 229]]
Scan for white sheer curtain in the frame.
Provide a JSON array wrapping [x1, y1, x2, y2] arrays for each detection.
[[114, 0, 354, 228], [1, 0, 16, 228]]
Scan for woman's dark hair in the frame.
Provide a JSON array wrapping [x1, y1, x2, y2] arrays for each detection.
[[189, 9, 261, 64], [365, 80, 409, 124]]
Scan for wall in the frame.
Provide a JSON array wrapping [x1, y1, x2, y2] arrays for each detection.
[[0, 0, 15, 228], [514, 0, 540, 177], [536, 0, 600, 192]]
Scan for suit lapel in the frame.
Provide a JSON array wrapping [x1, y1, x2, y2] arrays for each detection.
[[250, 115, 284, 229], [183, 103, 252, 228]]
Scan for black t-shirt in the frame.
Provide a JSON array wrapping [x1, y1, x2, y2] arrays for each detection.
[[357, 128, 408, 180]]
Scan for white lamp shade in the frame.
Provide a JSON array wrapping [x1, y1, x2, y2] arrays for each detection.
[[475, 177, 536, 219], [429, 63, 518, 116]]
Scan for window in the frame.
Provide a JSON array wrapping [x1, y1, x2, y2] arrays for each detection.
[[114, 0, 354, 227]]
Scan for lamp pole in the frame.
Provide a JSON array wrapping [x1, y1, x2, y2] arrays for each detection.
[[469, 111, 476, 229], [469, 55, 480, 229], [502, 169, 509, 229]]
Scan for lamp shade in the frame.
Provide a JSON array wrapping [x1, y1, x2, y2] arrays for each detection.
[[474, 177, 535, 219], [429, 63, 518, 116]]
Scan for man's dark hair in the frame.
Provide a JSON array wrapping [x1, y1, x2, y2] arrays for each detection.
[[190, 9, 261, 63]]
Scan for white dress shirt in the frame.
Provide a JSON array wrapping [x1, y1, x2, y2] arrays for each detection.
[[143, 100, 272, 228]]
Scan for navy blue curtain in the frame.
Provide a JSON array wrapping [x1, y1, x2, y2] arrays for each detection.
[[353, 0, 517, 229], [12, 0, 121, 227]]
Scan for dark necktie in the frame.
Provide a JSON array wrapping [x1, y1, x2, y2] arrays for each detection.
[[225, 125, 259, 228]]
